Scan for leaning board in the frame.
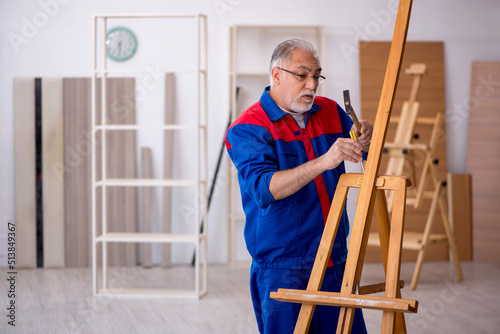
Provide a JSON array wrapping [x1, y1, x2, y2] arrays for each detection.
[[42, 78, 65, 267], [13, 78, 37, 268], [95, 78, 138, 267], [14, 77, 67, 268], [360, 41, 449, 262], [447, 173, 472, 261], [466, 61, 500, 263], [14, 77, 138, 268], [63, 78, 93, 267]]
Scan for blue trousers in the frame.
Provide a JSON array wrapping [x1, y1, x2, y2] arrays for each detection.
[[250, 262, 367, 334]]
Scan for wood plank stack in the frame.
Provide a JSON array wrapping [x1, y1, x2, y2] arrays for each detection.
[[14, 77, 138, 268]]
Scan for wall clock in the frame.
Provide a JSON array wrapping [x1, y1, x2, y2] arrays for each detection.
[[106, 26, 137, 61]]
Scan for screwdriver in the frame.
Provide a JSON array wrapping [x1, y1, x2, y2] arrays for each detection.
[[350, 130, 365, 173]]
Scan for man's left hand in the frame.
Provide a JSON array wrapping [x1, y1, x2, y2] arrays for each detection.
[[351, 120, 372, 152]]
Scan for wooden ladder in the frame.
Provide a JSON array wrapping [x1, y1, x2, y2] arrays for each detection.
[[270, 1, 417, 332]]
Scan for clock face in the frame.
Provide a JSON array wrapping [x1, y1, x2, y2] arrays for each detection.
[[106, 27, 137, 61]]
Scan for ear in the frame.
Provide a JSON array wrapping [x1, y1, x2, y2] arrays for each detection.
[[271, 67, 281, 85]]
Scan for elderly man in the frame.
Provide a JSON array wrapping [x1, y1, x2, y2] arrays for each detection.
[[225, 38, 371, 333]]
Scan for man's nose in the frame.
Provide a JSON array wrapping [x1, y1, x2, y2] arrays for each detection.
[[304, 76, 319, 90]]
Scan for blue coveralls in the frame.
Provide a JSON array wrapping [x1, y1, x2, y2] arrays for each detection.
[[225, 87, 367, 334]]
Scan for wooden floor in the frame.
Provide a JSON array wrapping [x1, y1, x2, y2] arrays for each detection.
[[1, 261, 499, 333]]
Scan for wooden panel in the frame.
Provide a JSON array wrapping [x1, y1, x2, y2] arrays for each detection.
[[466, 61, 500, 263], [162, 73, 175, 267], [447, 174, 472, 261], [141, 147, 153, 267], [96, 78, 138, 267], [360, 42, 449, 262], [15, 77, 137, 268], [64, 77, 137, 267], [42, 78, 65, 267], [13, 78, 37, 268], [63, 78, 92, 267]]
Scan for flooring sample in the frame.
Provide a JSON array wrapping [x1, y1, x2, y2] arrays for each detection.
[[466, 61, 500, 263], [141, 147, 153, 267], [447, 173, 472, 261], [162, 73, 175, 267], [96, 78, 138, 267], [15, 77, 137, 268], [13, 78, 37, 268], [42, 78, 65, 267], [359, 41, 449, 262], [63, 78, 93, 267]]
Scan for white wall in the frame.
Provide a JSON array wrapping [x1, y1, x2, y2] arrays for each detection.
[[1, 0, 499, 264]]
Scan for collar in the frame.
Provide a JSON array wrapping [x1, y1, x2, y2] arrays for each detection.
[[260, 86, 321, 122]]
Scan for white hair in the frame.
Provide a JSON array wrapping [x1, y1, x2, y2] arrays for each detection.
[[269, 38, 320, 86]]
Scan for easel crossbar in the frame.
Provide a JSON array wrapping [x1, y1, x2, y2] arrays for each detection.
[[271, 289, 418, 313]]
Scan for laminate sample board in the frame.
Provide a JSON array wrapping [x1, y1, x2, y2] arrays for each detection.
[[14, 78, 37, 268], [15, 77, 137, 268], [42, 78, 65, 267], [359, 42, 449, 262], [447, 173, 472, 261], [14, 77, 66, 268], [63, 78, 93, 267], [466, 61, 500, 263], [95, 78, 138, 267]]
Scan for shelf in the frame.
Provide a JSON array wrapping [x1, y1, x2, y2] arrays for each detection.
[[96, 288, 207, 299], [94, 13, 205, 19], [95, 232, 205, 243], [95, 178, 204, 187], [94, 124, 202, 131], [92, 14, 208, 298], [227, 24, 325, 266], [231, 72, 268, 77], [93, 69, 206, 75], [231, 24, 324, 30]]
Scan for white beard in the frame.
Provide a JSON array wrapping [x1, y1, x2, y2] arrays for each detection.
[[290, 91, 315, 113]]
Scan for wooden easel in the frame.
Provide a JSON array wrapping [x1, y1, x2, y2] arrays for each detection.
[[270, 0, 416, 332], [368, 65, 463, 289], [383, 63, 426, 211], [374, 112, 463, 289]]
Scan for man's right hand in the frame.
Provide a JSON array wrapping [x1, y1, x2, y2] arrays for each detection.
[[319, 138, 363, 171]]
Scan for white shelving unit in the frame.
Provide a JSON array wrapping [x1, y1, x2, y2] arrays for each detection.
[[92, 14, 208, 298], [227, 25, 325, 266]]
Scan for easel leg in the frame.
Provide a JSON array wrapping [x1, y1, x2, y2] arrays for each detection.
[[381, 179, 407, 333], [375, 190, 407, 333], [438, 184, 464, 281], [337, 185, 379, 334], [410, 181, 441, 290], [294, 180, 351, 334]]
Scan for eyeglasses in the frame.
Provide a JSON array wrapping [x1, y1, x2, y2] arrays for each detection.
[[277, 67, 326, 85]]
